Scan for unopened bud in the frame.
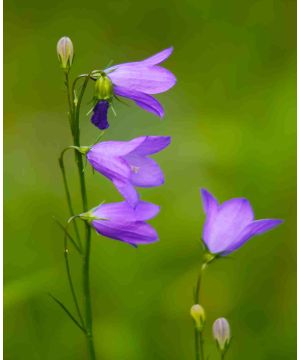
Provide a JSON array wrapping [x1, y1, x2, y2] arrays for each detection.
[[57, 36, 74, 71], [190, 304, 205, 331], [212, 317, 231, 353], [95, 74, 114, 101]]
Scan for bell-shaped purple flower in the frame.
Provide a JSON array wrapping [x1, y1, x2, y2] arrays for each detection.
[[200, 188, 283, 255], [87, 136, 171, 207], [87, 200, 160, 246], [104, 47, 176, 118]]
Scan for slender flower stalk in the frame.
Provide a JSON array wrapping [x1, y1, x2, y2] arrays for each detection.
[[62, 58, 96, 359]]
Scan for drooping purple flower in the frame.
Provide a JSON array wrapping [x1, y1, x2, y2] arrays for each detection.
[[87, 136, 171, 207], [91, 101, 109, 130], [200, 188, 283, 256], [90, 48, 176, 129], [86, 200, 160, 246]]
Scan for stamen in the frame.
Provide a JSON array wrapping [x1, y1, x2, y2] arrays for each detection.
[[130, 165, 140, 174]]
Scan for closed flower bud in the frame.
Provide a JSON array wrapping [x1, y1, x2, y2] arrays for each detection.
[[94, 74, 114, 101], [56, 36, 74, 71], [212, 317, 231, 353], [190, 304, 205, 331]]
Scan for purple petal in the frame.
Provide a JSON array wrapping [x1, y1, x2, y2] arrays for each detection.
[[140, 47, 174, 65], [201, 189, 219, 215], [92, 220, 158, 245], [91, 101, 109, 130], [105, 47, 173, 70], [112, 178, 140, 207], [88, 137, 145, 158], [87, 148, 131, 180], [200, 189, 219, 249], [223, 219, 283, 254], [204, 198, 254, 254], [114, 85, 164, 117], [91, 201, 159, 245], [124, 153, 164, 187], [134, 201, 160, 220], [107, 65, 176, 95], [132, 136, 171, 156]]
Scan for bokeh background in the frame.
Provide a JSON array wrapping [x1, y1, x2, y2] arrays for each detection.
[[4, 0, 296, 359]]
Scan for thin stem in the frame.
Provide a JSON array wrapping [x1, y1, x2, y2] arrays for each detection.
[[72, 73, 96, 360], [199, 332, 205, 360], [59, 148, 83, 252], [193, 260, 207, 360], [63, 225, 85, 327], [194, 329, 200, 360]]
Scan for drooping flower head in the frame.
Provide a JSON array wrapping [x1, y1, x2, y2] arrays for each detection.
[[200, 189, 283, 256], [91, 47, 176, 130], [86, 136, 171, 207], [81, 200, 160, 246]]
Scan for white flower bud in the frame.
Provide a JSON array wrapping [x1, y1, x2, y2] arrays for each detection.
[[212, 317, 231, 353], [56, 36, 74, 71]]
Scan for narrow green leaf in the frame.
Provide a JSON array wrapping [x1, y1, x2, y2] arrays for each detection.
[[48, 293, 86, 333]]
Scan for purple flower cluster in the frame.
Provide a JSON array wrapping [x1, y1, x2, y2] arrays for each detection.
[[85, 136, 171, 245], [82, 47, 283, 253], [82, 48, 176, 245]]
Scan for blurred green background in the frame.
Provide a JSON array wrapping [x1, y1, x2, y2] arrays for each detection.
[[4, 0, 296, 359]]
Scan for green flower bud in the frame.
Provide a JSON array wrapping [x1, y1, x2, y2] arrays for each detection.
[[190, 304, 205, 331], [212, 317, 231, 353], [94, 74, 114, 101], [56, 36, 74, 71]]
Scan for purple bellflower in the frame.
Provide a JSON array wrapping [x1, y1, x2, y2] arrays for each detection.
[[82, 200, 160, 246], [86, 136, 171, 207], [200, 188, 283, 256], [91, 47, 176, 129]]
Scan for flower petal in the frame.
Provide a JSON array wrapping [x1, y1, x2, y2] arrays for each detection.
[[112, 178, 140, 207], [108, 65, 176, 94], [134, 201, 160, 221], [88, 137, 145, 158], [223, 219, 283, 254], [91, 201, 159, 245], [140, 47, 174, 65], [87, 148, 131, 180], [93, 220, 158, 245], [201, 189, 218, 215], [124, 153, 164, 187], [132, 136, 171, 156], [200, 189, 219, 250], [105, 47, 173, 70], [114, 85, 164, 117], [91, 101, 109, 130], [204, 198, 254, 254]]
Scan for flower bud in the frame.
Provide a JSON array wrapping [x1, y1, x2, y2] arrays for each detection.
[[212, 317, 231, 353], [94, 74, 114, 101], [56, 36, 74, 71], [190, 304, 205, 331]]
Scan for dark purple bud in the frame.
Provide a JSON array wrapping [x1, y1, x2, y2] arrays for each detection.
[[91, 101, 110, 130]]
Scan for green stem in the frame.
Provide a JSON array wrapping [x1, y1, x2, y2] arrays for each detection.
[[72, 74, 96, 360], [59, 148, 82, 252], [194, 329, 200, 360], [193, 260, 207, 360], [64, 229, 85, 327], [199, 332, 205, 360]]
